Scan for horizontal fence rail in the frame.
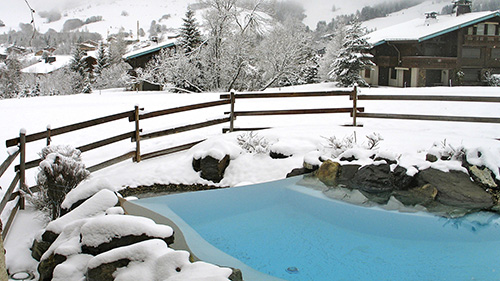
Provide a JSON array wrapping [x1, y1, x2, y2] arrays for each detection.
[[219, 89, 354, 99], [226, 107, 364, 117], [136, 100, 231, 121], [355, 95, 500, 103], [139, 117, 231, 141], [6, 110, 135, 147], [356, 113, 500, 124]]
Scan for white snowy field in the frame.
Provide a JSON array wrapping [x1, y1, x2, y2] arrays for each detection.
[[1, 83, 500, 277]]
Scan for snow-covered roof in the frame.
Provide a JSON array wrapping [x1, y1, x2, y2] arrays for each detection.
[[367, 10, 500, 46], [21, 55, 72, 74], [123, 39, 176, 60]]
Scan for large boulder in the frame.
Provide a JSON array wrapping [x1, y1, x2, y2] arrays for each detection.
[[350, 164, 394, 193], [416, 168, 495, 210], [316, 160, 341, 186], [38, 253, 67, 281], [193, 155, 230, 183], [467, 165, 498, 190], [31, 230, 58, 261], [393, 184, 438, 206]]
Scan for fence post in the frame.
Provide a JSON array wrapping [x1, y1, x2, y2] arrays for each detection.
[[352, 86, 358, 127], [134, 105, 141, 162], [46, 124, 52, 146], [19, 129, 26, 210], [229, 89, 236, 132]]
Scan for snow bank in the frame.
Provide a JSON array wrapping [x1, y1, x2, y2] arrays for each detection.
[[52, 254, 93, 281], [79, 215, 173, 248], [62, 178, 117, 210], [192, 136, 243, 161], [42, 219, 89, 260], [46, 189, 118, 234], [87, 239, 232, 281]]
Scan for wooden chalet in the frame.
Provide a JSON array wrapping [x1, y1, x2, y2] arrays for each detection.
[[123, 39, 177, 91], [365, 9, 500, 87]]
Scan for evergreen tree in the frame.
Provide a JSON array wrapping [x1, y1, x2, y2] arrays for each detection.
[[329, 19, 374, 87], [179, 9, 203, 54], [94, 42, 110, 77], [69, 47, 90, 93]]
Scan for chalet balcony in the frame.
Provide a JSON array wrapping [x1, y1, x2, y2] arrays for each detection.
[[464, 35, 500, 46], [401, 56, 458, 69]]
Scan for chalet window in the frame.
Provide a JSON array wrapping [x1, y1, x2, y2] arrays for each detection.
[[390, 68, 397, 80], [462, 47, 481, 58], [364, 68, 371, 78], [492, 48, 500, 59], [487, 24, 496, 36], [477, 24, 485, 35]]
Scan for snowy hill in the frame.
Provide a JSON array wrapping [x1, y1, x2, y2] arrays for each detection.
[[363, 0, 451, 31], [1, 0, 451, 38], [0, 0, 196, 39]]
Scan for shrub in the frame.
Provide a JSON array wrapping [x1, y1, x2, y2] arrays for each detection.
[[32, 145, 90, 220], [237, 132, 270, 154], [39, 10, 62, 23], [63, 19, 84, 32]]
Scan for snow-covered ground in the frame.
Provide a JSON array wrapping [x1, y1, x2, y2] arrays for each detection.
[[2, 83, 500, 278]]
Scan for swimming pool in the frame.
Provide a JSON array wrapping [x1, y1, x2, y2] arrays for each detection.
[[127, 176, 500, 281]]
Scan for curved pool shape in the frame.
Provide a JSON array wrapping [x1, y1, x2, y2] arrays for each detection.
[[127, 176, 500, 281]]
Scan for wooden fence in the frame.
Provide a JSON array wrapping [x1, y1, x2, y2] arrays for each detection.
[[2, 86, 500, 240]]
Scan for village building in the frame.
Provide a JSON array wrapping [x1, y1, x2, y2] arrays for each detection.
[[365, 8, 500, 87], [122, 39, 177, 90]]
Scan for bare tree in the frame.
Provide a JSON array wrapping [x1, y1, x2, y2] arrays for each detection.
[[257, 18, 316, 90]]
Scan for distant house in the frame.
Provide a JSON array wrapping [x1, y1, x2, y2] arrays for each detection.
[[35, 47, 57, 56], [123, 39, 177, 91], [78, 40, 99, 52], [365, 9, 500, 87]]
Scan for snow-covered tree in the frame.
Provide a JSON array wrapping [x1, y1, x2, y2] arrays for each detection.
[[318, 18, 348, 80], [257, 18, 317, 90], [94, 62, 130, 90], [94, 42, 110, 77], [33, 145, 90, 219], [178, 9, 203, 54], [69, 47, 93, 93], [329, 19, 374, 87], [0, 55, 22, 99]]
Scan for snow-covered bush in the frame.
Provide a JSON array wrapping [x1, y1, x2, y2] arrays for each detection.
[[322, 134, 356, 157], [365, 132, 384, 150], [237, 131, 270, 154], [32, 145, 90, 220], [428, 139, 466, 161], [323, 132, 384, 158], [485, 72, 500, 87]]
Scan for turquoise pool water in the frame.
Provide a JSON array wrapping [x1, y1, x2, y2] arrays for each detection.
[[134, 176, 500, 281]]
